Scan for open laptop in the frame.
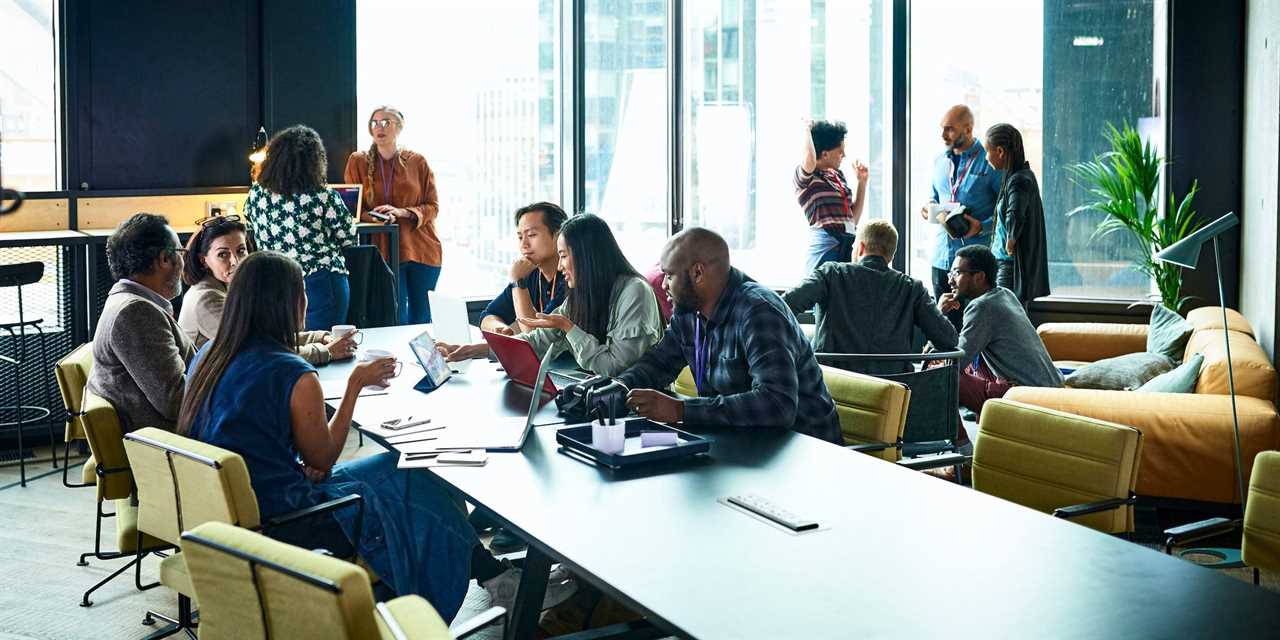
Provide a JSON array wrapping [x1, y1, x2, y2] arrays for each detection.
[[482, 329, 590, 394], [438, 341, 559, 451], [428, 291, 474, 373], [330, 183, 364, 222]]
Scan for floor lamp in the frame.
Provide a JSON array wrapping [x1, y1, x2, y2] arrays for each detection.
[[1153, 211, 1244, 511]]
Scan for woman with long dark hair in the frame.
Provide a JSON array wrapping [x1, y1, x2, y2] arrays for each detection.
[[178, 251, 475, 620], [986, 123, 1050, 305], [245, 125, 357, 330], [343, 105, 443, 324], [519, 214, 663, 377], [176, 215, 357, 364]]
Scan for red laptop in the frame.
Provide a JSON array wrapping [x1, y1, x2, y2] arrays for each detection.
[[482, 330, 589, 395]]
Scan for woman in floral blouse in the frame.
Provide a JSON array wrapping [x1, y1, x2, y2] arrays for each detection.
[[245, 125, 357, 330]]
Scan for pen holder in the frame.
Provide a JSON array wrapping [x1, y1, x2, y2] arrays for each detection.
[[591, 419, 626, 455]]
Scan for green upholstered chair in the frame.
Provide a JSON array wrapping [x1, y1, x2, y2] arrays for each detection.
[[53, 342, 96, 488], [181, 521, 504, 640], [123, 427, 366, 639], [75, 390, 168, 607], [973, 399, 1143, 535], [820, 364, 911, 463], [1164, 450, 1280, 585]]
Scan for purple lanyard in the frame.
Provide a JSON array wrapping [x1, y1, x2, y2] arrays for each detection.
[[378, 155, 395, 205], [693, 315, 710, 394]]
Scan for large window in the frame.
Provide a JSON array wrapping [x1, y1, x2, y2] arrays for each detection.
[[908, 0, 1163, 299], [0, 0, 59, 191], [584, 0, 669, 272], [357, 0, 561, 297], [682, 0, 892, 288]]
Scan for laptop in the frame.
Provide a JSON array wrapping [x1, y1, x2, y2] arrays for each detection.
[[330, 183, 364, 222], [437, 341, 559, 451], [429, 291, 472, 345], [482, 329, 590, 394]]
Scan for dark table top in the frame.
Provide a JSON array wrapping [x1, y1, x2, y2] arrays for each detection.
[[330, 325, 1280, 639]]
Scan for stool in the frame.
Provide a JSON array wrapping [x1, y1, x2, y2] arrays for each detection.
[[0, 262, 58, 487]]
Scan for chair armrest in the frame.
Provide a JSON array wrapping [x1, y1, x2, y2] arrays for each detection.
[[898, 452, 969, 472], [1163, 517, 1241, 553], [847, 441, 901, 454], [451, 606, 507, 639], [262, 493, 365, 559], [1052, 496, 1136, 520]]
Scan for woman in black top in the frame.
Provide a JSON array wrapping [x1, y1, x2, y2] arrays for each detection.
[[985, 123, 1050, 306]]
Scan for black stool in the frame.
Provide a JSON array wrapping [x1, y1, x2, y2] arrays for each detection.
[[0, 262, 58, 487]]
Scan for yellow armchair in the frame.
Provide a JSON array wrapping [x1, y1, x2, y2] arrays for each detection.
[[820, 365, 910, 462]]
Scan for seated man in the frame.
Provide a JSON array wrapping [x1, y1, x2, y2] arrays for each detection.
[[782, 219, 958, 375], [87, 213, 196, 431], [941, 244, 1062, 414], [438, 202, 568, 360], [618, 228, 841, 443]]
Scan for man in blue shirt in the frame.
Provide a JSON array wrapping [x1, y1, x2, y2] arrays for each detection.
[[437, 202, 568, 361], [619, 228, 841, 443], [918, 105, 1002, 329]]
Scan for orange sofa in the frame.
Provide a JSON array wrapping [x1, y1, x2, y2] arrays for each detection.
[[1006, 307, 1279, 504]]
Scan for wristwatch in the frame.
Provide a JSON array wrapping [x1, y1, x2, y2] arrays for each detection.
[[513, 278, 528, 289]]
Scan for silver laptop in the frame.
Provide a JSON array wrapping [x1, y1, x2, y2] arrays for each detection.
[[429, 291, 475, 373], [439, 344, 558, 452]]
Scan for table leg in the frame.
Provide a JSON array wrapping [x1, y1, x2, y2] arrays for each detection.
[[506, 545, 551, 640]]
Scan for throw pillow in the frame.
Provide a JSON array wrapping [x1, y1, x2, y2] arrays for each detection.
[[1064, 352, 1177, 391], [1147, 304, 1194, 362], [1137, 353, 1205, 393]]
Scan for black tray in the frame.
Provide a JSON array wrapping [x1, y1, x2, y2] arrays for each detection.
[[555, 419, 710, 469]]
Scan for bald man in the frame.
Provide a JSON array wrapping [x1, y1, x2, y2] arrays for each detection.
[[618, 228, 841, 444], [919, 105, 1003, 329]]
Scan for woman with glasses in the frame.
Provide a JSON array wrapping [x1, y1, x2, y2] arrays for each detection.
[[244, 125, 358, 331], [177, 215, 358, 364], [343, 105, 443, 325]]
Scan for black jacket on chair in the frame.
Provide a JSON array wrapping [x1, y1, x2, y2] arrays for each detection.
[[343, 245, 398, 328]]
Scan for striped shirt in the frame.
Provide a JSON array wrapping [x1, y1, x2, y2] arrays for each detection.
[[794, 165, 854, 228]]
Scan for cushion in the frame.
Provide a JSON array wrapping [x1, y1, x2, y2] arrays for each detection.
[[1187, 306, 1253, 337], [1137, 353, 1204, 393], [1188, 329, 1277, 402], [1147, 304, 1194, 362], [1064, 352, 1176, 391]]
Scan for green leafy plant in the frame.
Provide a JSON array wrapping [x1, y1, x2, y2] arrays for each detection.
[[1067, 122, 1202, 311]]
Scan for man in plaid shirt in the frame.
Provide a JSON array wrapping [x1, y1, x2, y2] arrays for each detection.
[[619, 228, 841, 443]]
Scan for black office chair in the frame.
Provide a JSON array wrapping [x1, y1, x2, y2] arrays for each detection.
[[816, 350, 968, 476], [0, 261, 58, 487]]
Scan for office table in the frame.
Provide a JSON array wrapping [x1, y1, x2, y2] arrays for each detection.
[[321, 325, 1280, 639]]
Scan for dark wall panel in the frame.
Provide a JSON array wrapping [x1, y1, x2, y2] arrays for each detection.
[[262, 0, 357, 184], [73, 0, 259, 189]]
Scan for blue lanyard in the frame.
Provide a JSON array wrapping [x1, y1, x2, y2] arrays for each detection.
[[693, 315, 710, 394], [378, 155, 395, 204]]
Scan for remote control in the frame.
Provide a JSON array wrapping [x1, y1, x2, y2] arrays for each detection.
[[726, 494, 818, 532]]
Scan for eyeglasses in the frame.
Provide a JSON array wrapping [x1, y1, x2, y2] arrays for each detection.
[[369, 118, 397, 129], [948, 268, 980, 277], [166, 247, 189, 257], [195, 213, 241, 228]]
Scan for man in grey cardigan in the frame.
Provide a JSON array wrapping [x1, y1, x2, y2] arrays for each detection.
[[87, 213, 195, 431], [940, 244, 1062, 415]]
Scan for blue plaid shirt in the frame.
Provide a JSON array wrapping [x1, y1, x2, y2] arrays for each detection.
[[618, 268, 841, 443]]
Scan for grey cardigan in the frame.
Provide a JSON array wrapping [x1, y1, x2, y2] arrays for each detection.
[[87, 280, 195, 431], [177, 276, 333, 364], [523, 275, 663, 377]]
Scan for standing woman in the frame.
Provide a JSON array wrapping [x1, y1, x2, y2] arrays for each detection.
[[245, 125, 357, 330], [985, 123, 1050, 306], [344, 106, 442, 324]]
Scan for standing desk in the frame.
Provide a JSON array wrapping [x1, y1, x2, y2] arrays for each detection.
[[320, 325, 1280, 639]]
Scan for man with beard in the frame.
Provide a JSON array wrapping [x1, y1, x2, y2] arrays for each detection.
[[618, 228, 841, 443], [88, 213, 196, 432], [919, 105, 1002, 330]]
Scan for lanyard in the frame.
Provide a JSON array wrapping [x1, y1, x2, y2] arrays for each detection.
[[949, 154, 978, 202], [537, 271, 559, 312], [378, 155, 395, 205], [693, 315, 710, 394], [826, 169, 851, 215]]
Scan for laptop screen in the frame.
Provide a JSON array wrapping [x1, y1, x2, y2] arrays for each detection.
[[331, 183, 363, 221]]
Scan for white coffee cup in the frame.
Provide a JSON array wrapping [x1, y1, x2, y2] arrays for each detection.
[[331, 324, 364, 345], [591, 419, 626, 455], [361, 348, 403, 379], [927, 202, 948, 222]]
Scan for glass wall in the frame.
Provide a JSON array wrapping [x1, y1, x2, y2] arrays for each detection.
[[357, 0, 562, 297], [908, 0, 1161, 299], [0, 0, 59, 191], [583, 0, 670, 272], [682, 0, 892, 288]]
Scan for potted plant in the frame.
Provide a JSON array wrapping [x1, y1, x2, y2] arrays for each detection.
[[1067, 123, 1201, 311]]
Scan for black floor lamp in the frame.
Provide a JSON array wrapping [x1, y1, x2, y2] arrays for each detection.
[[1153, 211, 1244, 510]]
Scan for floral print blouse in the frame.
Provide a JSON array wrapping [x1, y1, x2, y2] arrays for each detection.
[[244, 183, 356, 276]]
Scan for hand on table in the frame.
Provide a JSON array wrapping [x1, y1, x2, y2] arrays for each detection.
[[324, 333, 358, 360], [436, 341, 489, 362], [625, 389, 684, 424]]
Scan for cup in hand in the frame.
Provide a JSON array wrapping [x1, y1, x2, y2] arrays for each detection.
[[331, 324, 364, 345], [361, 348, 403, 385]]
